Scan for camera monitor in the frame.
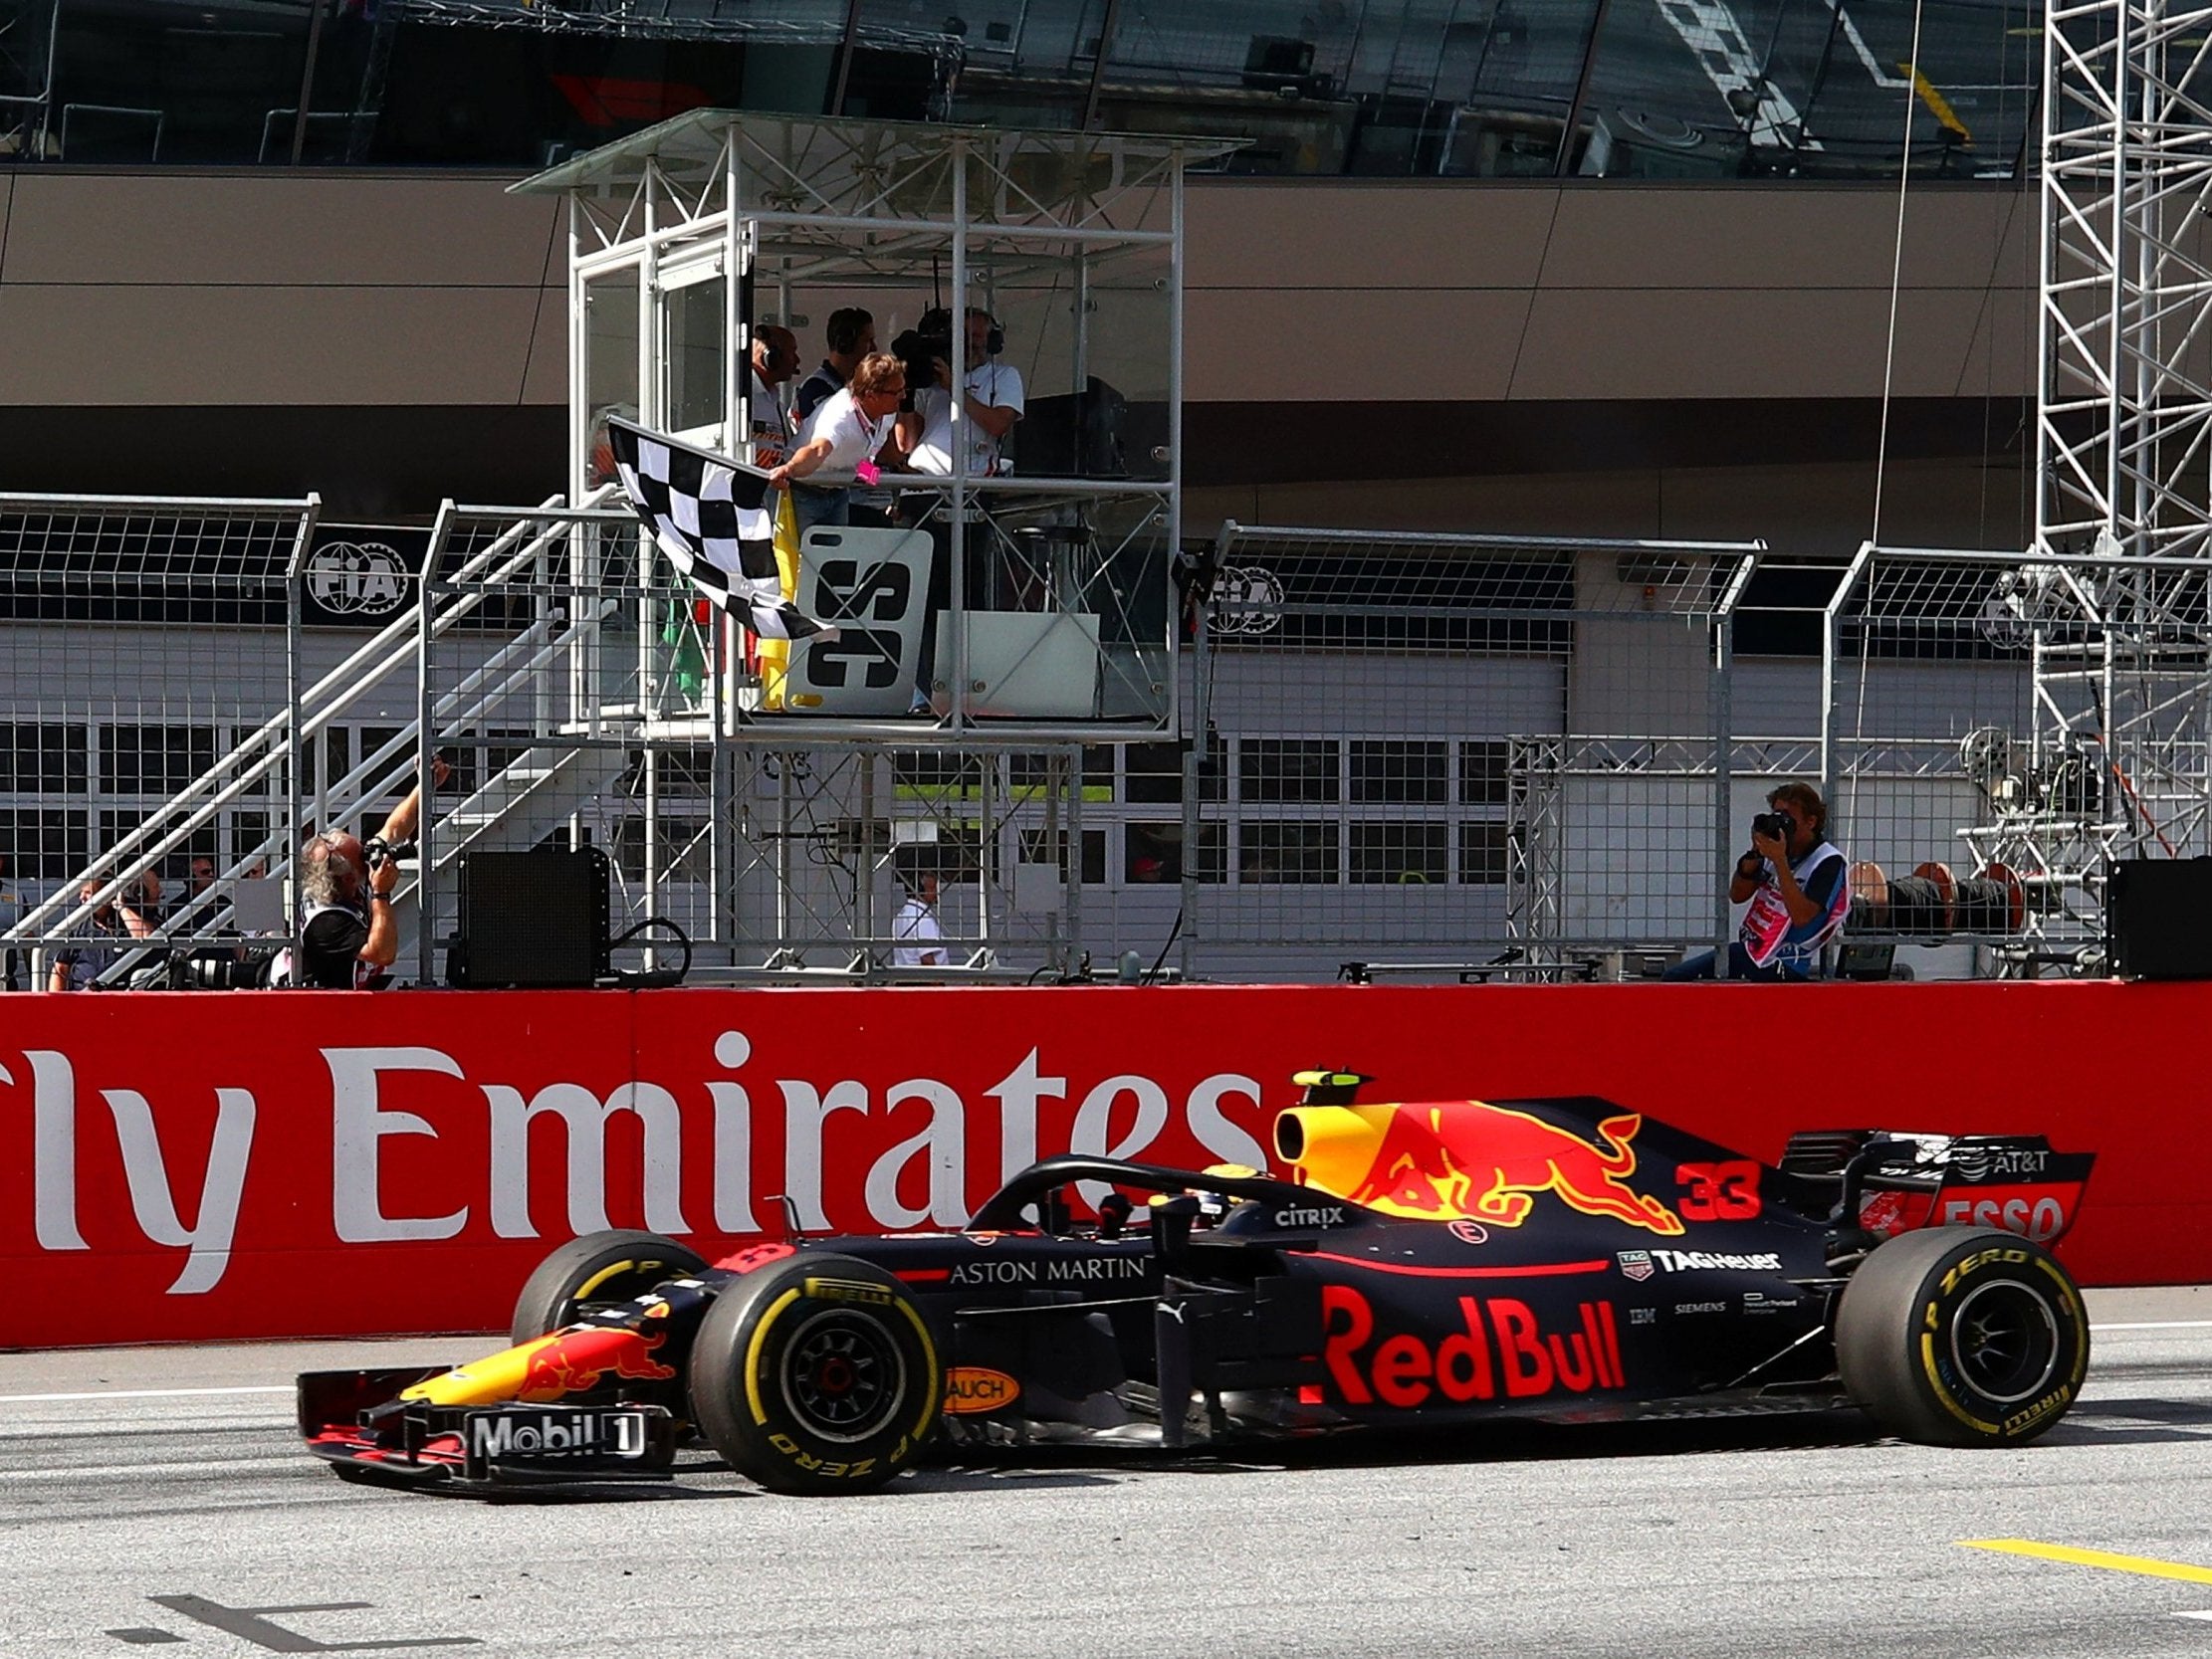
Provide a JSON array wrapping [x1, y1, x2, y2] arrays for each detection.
[[453, 848, 609, 988]]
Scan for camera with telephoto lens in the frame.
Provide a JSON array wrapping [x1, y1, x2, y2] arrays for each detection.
[[166, 946, 278, 990], [1751, 810, 1795, 841], [363, 835, 416, 873]]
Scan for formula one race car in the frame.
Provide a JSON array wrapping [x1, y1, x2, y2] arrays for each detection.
[[299, 1074, 2097, 1496]]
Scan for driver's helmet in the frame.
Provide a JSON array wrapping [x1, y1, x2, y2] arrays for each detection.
[[1193, 1162, 1259, 1226]]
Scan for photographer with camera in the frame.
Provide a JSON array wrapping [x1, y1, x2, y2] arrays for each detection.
[[891, 306, 1025, 712], [1664, 780, 1850, 981], [49, 867, 162, 991], [275, 759, 443, 988], [893, 306, 1024, 481]]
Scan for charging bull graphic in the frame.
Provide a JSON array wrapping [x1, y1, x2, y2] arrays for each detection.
[[1282, 1100, 1686, 1235], [400, 1323, 678, 1409]]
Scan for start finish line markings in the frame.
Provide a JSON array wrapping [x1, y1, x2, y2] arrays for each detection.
[[1960, 1538, 2212, 1614]]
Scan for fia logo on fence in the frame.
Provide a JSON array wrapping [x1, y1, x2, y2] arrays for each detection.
[[307, 540, 411, 617]]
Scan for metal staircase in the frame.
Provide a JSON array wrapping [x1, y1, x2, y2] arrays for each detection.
[[7, 489, 638, 985]]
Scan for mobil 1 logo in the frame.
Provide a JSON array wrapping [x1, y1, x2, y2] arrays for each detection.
[[460, 1405, 672, 1480]]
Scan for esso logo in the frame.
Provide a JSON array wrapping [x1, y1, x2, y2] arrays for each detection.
[[1942, 1195, 2066, 1242], [307, 540, 410, 616]]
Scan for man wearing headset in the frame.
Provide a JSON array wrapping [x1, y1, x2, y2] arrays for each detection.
[[747, 324, 801, 469], [281, 759, 443, 987], [896, 306, 1024, 709], [899, 307, 1023, 480]]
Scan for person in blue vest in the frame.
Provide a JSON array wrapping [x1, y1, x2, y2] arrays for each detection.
[[1666, 780, 1850, 981]]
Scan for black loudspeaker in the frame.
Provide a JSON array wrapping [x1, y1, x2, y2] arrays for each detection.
[[2107, 857, 2212, 979], [451, 847, 609, 988]]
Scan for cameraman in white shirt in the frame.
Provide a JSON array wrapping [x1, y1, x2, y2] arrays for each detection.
[[895, 308, 1023, 711]]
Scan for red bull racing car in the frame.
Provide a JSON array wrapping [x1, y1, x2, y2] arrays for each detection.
[[299, 1073, 2097, 1496]]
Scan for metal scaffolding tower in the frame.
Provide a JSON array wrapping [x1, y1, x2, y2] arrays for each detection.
[[2012, 0, 2212, 936]]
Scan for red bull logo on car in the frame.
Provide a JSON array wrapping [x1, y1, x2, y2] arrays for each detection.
[[1284, 1101, 1685, 1235], [1321, 1283, 1627, 1405]]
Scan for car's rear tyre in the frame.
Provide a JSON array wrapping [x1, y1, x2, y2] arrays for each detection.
[[1836, 1225, 2089, 1447], [509, 1229, 708, 1345], [689, 1253, 940, 1495]]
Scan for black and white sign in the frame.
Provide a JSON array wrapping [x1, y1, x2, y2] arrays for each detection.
[[782, 524, 935, 715], [300, 525, 428, 627]]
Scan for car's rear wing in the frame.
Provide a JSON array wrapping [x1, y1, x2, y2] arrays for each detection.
[[1779, 1129, 2094, 1247]]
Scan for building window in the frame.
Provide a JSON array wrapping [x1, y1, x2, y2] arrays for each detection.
[[1128, 821, 1222, 883], [0, 808, 89, 880], [1350, 822, 1447, 884], [1459, 821, 1508, 884], [1350, 740, 1447, 804], [1239, 820, 1338, 883], [104, 725, 217, 796], [1019, 826, 1108, 885], [0, 724, 88, 794], [1459, 740, 1509, 806], [1240, 738, 1339, 803]]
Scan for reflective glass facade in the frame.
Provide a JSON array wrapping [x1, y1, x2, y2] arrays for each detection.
[[0, 0, 2038, 178]]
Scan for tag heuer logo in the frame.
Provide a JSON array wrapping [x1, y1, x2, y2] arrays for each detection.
[[1618, 1250, 1656, 1282]]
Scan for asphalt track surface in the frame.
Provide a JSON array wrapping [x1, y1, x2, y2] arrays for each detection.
[[7, 1289, 2212, 1658]]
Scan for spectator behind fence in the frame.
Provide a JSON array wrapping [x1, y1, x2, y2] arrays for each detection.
[[275, 761, 440, 987], [1665, 780, 1850, 982], [892, 869, 947, 968], [50, 869, 161, 991]]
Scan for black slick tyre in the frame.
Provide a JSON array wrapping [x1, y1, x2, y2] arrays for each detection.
[[689, 1253, 940, 1495], [1836, 1225, 2089, 1447], [509, 1229, 708, 1345]]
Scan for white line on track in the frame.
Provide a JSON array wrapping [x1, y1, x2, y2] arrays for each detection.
[[0, 1319, 2203, 1405], [0, 1385, 294, 1403]]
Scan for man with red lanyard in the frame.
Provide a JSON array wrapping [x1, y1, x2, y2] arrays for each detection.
[[1666, 780, 1849, 981]]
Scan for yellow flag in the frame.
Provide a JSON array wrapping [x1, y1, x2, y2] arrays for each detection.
[[756, 490, 802, 712]]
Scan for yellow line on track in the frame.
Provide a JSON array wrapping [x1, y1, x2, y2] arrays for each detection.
[[1960, 1540, 2212, 1584]]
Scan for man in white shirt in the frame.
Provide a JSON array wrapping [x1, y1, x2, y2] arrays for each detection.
[[769, 352, 907, 535], [899, 308, 1024, 480], [892, 870, 946, 968], [747, 325, 800, 469], [895, 308, 1024, 709]]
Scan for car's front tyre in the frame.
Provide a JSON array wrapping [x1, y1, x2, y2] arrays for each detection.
[[689, 1253, 940, 1495], [508, 1229, 709, 1345], [1836, 1224, 2089, 1447]]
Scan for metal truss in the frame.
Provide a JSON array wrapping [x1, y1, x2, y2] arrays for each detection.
[[396, 0, 956, 53], [2039, 0, 2212, 564], [2027, 0, 2212, 942], [530, 109, 1214, 281]]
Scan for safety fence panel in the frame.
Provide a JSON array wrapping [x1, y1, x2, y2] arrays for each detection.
[[1825, 545, 2212, 970], [0, 493, 318, 990], [1192, 524, 1762, 978]]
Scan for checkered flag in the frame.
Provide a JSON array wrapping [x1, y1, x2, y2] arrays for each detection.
[[607, 417, 836, 642]]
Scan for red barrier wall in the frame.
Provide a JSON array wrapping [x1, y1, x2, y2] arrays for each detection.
[[3, 981, 2203, 1349]]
